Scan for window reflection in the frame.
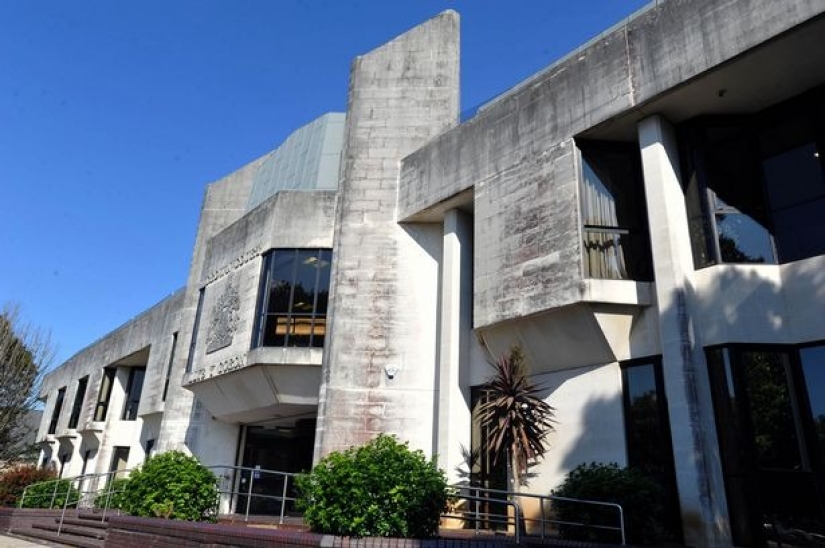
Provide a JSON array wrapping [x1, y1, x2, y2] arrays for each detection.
[[254, 249, 331, 349]]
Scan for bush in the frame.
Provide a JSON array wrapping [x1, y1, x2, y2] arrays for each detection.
[[0, 465, 56, 507], [296, 435, 448, 538], [552, 462, 667, 545], [18, 478, 80, 509], [94, 477, 130, 511], [119, 451, 218, 521]]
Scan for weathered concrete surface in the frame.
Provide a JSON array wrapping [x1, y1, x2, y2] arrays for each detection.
[[38, 289, 183, 476], [315, 10, 460, 458], [399, 0, 825, 330], [157, 154, 266, 464]]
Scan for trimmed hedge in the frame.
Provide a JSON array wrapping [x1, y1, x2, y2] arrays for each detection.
[[296, 435, 448, 538]]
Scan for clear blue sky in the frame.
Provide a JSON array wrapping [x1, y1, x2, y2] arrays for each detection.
[[0, 0, 649, 367]]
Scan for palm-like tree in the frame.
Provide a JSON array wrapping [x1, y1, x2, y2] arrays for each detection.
[[477, 346, 555, 488]]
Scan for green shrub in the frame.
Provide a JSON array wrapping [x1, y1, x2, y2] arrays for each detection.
[[94, 477, 130, 511], [119, 451, 217, 521], [296, 434, 448, 538], [0, 465, 56, 507], [18, 478, 80, 509], [552, 462, 667, 545]]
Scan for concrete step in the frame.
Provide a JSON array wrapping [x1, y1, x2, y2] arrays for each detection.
[[33, 522, 107, 540], [54, 517, 108, 531], [9, 526, 103, 548]]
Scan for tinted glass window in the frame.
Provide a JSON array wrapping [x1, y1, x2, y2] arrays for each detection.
[[254, 249, 332, 349]]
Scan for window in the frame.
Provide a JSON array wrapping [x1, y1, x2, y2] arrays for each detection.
[[121, 367, 146, 420], [253, 249, 332, 348], [109, 446, 130, 480], [48, 387, 66, 434], [67, 376, 88, 429], [186, 290, 205, 373], [682, 86, 825, 267], [94, 368, 116, 422], [162, 332, 178, 402], [579, 141, 653, 280], [621, 359, 682, 542], [706, 345, 825, 545], [144, 439, 155, 459]]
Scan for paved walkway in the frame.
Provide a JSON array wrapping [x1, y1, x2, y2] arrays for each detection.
[[0, 534, 49, 547]]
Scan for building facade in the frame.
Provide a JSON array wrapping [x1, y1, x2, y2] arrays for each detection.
[[36, 1, 825, 546]]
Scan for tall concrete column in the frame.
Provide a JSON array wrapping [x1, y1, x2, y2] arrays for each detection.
[[638, 115, 730, 547], [435, 208, 473, 481], [314, 11, 460, 460]]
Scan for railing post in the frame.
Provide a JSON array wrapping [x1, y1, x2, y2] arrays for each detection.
[[618, 504, 626, 545], [279, 474, 289, 525], [49, 479, 59, 509], [244, 470, 254, 522], [19, 486, 28, 508], [57, 479, 72, 535]]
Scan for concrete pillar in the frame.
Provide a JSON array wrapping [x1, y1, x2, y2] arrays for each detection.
[[313, 11, 460, 460], [638, 115, 730, 547], [435, 208, 473, 482]]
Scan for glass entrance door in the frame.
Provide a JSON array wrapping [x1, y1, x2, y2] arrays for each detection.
[[236, 420, 315, 516], [707, 346, 825, 546]]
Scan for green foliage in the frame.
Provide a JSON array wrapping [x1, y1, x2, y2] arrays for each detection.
[[552, 462, 667, 545], [477, 346, 555, 485], [118, 451, 218, 521], [0, 465, 56, 507], [296, 435, 448, 538], [94, 477, 130, 511], [18, 478, 79, 509]]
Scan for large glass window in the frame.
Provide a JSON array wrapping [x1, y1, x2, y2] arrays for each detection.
[[121, 367, 146, 421], [94, 368, 116, 422], [682, 86, 825, 267], [253, 248, 332, 348], [621, 359, 682, 542], [707, 345, 825, 546], [48, 387, 66, 434], [67, 376, 88, 429], [579, 141, 653, 280]]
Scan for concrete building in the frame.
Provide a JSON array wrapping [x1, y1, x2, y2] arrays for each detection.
[[35, 1, 825, 545]]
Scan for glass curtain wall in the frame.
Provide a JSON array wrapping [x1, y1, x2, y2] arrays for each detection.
[[706, 344, 825, 546]]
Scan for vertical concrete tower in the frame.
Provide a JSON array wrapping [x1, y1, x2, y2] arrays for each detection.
[[315, 11, 460, 457]]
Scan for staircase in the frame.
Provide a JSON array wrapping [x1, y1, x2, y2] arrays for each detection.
[[9, 510, 109, 548]]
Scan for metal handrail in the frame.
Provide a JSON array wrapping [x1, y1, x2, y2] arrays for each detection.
[[19, 469, 130, 536], [206, 464, 298, 525], [450, 484, 626, 545]]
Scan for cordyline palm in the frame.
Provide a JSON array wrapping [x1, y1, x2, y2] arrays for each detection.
[[478, 346, 555, 487]]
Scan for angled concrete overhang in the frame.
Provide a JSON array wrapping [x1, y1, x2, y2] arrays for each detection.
[[476, 280, 658, 376], [184, 347, 322, 424]]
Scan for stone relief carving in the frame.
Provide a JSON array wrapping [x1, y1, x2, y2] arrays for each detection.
[[205, 275, 241, 354]]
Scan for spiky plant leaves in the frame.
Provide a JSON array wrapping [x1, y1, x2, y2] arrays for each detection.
[[477, 346, 555, 485]]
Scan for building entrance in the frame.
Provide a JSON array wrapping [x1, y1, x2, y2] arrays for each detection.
[[236, 419, 315, 516], [707, 346, 825, 547]]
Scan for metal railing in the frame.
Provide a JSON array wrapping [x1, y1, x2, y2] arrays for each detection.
[[207, 464, 298, 525], [18, 468, 129, 536], [17, 465, 624, 544], [448, 484, 625, 545]]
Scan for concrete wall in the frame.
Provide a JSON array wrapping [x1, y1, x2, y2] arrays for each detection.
[[315, 10, 460, 458], [38, 290, 183, 476], [157, 154, 266, 465], [399, 0, 824, 330]]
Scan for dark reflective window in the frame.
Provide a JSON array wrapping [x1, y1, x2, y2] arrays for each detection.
[[254, 248, 332, 348], [68, 376, 88, 429], [621, 360, 682, 542], [579, 141, 653, 281], [707, 345, 825, 546], [48, 387, 66, 434], [121, 367, 146, 421], [682, 86, 825, 267], [800, 345, 825, 468], [94, 368, 116, 422]]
